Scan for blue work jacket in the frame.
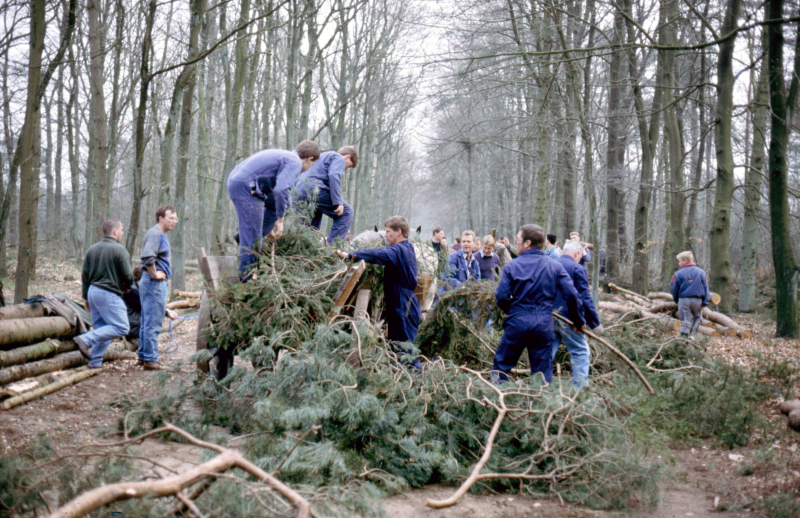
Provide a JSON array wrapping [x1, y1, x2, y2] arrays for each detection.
[[495, 248, 584, 329], [351, 239, 421, 342], [670, 263, 710, 305], [447, 249, 481, 286], [227, 149, 302, 218], [297, 151, 346, 206], [554, 255, 601, 329]]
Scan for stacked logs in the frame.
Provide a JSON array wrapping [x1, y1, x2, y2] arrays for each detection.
[[0, 301, 134, 410], [167, 290, 202, 310], [600, 284, 752, 339]]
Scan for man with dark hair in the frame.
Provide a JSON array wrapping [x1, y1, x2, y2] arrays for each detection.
[[228, 140, 320, 278], [336, 216, 421, 368], [294, 145, 358, 244], [74, 219, 132, 368], [545, 233, 561, 259], [430, 226, 448, 272], [492, 224, 584, 384], [138, 206, 178, 370]]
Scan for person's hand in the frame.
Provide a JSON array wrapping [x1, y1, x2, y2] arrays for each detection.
[[336, 250, 349, 260], [268, 218, 285, 239], [84, 300, 91, 313], [153, 270, 167, 281], [574, 324, 586, 334], [166, 309, 178, 320], [334, 205, 344, 215], [592, 324, 604, 335]]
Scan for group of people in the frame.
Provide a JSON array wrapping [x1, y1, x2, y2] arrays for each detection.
[[75, 206, 179, 370]]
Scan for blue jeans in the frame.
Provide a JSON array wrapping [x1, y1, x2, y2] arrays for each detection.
[[295, 187, 353, 244], [551, 319, 591, 387], [77, 285, 129, 368], [137, 272, 168, 363], [229, 180, 279, 278]]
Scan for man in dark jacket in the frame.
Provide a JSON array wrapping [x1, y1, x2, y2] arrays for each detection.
[[551, 240, 602, 387], [670, 251, 710, 337], [74, 220, 132, 368], [294, 146, 357, 244], [337, 216, 421, 368], [492, 224, 584, 384]]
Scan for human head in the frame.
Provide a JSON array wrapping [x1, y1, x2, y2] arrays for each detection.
[[338, 145, 358, 169], [384, 216, 410, 245], [295, 140, 321, 172], [155, 205, 178, 232], [676, 251, 694, 267], [562, 240, 583, 262], [570, 231, 581, 242], [482, 235, 495, 256], [472, 237, 482, 252], [432, 226, 445, 241], [516, 224, 545, 252], [455, 237, 461, 244], [547, 234, 557, 248], [461, 231, 475, 254], [102, 219, 123, 243], [133, 265, 143, 282]]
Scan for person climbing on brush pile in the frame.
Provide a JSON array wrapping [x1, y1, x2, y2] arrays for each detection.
[[670, 251, 710, 338], [336, 216, 421, 369]]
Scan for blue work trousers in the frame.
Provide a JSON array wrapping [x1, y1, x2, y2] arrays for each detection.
[[551, 320, 591, 387], [295, 187, 353, 244], [77, 285, 130, 368], [492, 312, 555, 383], [137, 272, 168, 363], [229, 180, 279, 277]]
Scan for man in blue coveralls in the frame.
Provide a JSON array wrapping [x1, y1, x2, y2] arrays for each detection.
[[492, 224, 584, 383], [228, 140, 320, 279], [336, 216, 421, 368], [294, 146, 358, 244], [670, 251, 710, 337], [551, 240, 602, 387]]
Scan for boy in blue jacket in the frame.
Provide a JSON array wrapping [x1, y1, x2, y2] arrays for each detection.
[[670, 251, 711, 337], [295, 146, 358, 244]]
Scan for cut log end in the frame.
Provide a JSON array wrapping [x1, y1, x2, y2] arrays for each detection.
[[709, 293, 722, 306], [788, 409, 800, 432]]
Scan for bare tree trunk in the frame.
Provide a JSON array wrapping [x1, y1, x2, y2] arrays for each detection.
[[172, 0, 207, 291], [604, 8, 624, 280], [125, 0, 157, 257], [710, 0, 743, 313], [765, 0, 800, 338], [67, 44, 82, 259], [14, 0, 47, 303], [54, 67, 64, 241], [739, 38, 769, 312], [87, 0, 108, 244], [44, 96, 54, 239]]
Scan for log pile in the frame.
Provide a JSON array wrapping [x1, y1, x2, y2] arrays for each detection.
[[601, 284, 752, 339], [167, 290, 202, 310], [0, 301, 135, 410]]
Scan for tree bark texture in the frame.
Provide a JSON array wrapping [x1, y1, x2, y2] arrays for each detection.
[[0, 317, 76, 348]]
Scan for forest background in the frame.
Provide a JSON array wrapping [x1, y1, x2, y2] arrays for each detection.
[[1, 0, 800, 336]]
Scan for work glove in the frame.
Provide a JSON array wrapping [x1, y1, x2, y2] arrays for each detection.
[[592, 324, 605, 335]]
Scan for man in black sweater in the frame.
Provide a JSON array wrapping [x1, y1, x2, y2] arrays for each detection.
[[74, 219, 133, 368]]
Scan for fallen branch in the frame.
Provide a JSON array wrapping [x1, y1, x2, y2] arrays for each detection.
[[0, 366, 89, 398], [173, 290, 202, 299], [0, 302, 46, 320], [2, 368, 102, 410], [47, 423, 315, 518], [553, 313, 655, 395], [0, 348, 133, 386], [0, 339, 74, 368]]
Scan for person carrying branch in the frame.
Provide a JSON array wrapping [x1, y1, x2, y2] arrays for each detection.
[[294, 146, 358, 244], [491, 224, 584, 384], [74, 219, 132, 369], [228, 141, 320, 280], [670, 251, 710, 338], [336, 216, 421, 369], [551, 240, 602, 387]]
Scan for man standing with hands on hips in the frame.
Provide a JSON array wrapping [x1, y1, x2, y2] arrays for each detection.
[[137, 206, 178, 370]]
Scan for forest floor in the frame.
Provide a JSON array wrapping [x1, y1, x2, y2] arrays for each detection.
[[1, 257, 799, 517]]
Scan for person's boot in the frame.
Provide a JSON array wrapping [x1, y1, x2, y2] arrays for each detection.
[[74, 336, 92, 360]]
